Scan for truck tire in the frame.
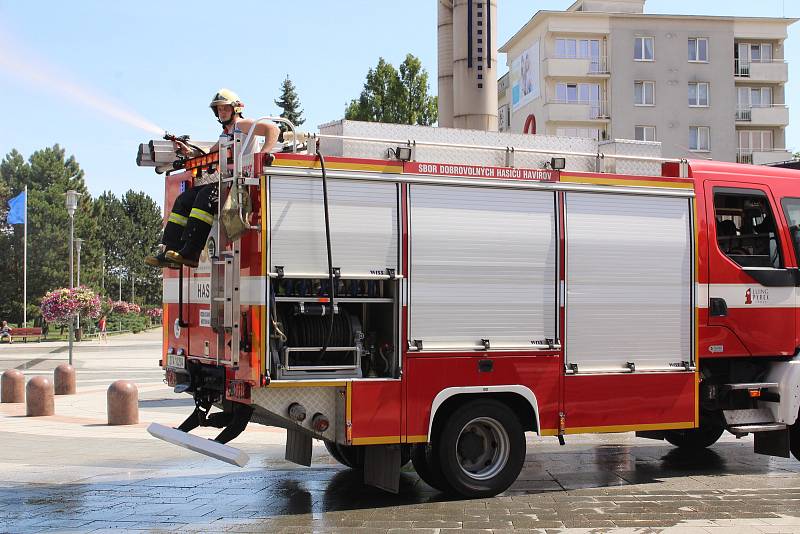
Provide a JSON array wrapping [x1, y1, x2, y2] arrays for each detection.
[[791, 418, 800, 462], [324, 441, 364, 469], [410, 443, 451, 492], [436, 399, 526, 498], [664, 426, 724, 449]]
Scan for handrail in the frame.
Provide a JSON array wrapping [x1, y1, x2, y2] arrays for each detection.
[[310, 132, 686, 165], [241, 116, 298, 155]]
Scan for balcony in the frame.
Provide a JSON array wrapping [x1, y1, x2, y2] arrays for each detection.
[[545, 100, 609, 122], [734, 59, 788, 83], [735, 105, 789, 126], [543, 56, 609, 78], [736, 148, 793, 165]]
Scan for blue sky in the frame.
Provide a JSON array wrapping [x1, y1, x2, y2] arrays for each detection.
[[0, 0, 797, 209]]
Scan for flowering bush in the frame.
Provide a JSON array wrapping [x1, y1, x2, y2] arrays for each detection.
[[111, 301, 138, 314], [127, 303, 141, 315], [146, 307, 162, 318], [41, 286, 101, 325]]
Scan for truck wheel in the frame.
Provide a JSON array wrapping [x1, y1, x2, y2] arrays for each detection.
[[791, 418, 800, 462], [664, 426, 724, 449], [410, 443, 451, 492], [324, 441, 364, 469], [436, 399, 526, 498]]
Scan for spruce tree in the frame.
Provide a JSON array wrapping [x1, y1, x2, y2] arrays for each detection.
[[275, 75, 305, 130]]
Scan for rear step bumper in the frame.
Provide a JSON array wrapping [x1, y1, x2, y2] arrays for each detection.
[[729, 423, 787, 434], [147, 423, 250, 467]]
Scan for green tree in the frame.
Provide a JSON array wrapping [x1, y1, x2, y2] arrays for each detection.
[[0, 146, 165, 325], [345, 54, 438, 126], [95, 190, 162, 306], [274, 75, 305, 130], [121, 190, 163, 306], [0, 145, 99, 325]]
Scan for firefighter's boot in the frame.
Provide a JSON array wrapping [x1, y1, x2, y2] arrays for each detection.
[[166, 208, 213, 268], [145, 218, 185, 269], [145, 250, 180, 269]]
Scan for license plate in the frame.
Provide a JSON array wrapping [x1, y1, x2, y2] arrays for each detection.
[[166, 354, 186, 369]]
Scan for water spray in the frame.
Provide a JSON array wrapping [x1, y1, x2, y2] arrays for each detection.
[[0, 33, 166, 136]]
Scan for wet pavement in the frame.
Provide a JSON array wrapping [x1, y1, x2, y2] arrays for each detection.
[[2, 332, 800, 532]]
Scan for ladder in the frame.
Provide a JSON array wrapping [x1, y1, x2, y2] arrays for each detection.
[[211, 129, 243, 366], [209, 117, 300, 366]]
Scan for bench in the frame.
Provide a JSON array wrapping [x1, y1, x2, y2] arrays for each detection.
[[1, 327, 44, 343]]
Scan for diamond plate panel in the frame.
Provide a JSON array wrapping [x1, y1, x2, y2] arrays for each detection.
[[250, 385, 344, 441], [723, 408, 776, 426], [598, 139, 663, 176], [319, 120, 600, 172]]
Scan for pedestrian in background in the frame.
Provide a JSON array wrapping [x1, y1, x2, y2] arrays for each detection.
[[98, 315, 108, 344], [0, 320, 12, 344]]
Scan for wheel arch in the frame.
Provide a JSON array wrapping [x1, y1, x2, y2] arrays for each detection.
[[427, 385, 541, 441]]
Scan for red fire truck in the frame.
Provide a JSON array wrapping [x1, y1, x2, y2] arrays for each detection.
[[138, 120, 800, 498]]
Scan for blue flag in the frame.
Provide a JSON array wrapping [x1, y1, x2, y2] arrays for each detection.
[[7, 191, 25, 224]]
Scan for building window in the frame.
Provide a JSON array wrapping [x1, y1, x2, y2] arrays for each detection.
[[688, 82, 709, 107], [689, 126, 710, 151], [555, 38, 578, 58], [634, 126, 656, 142], [634, 81, 655, 106], [738, 130, 774, 153], [751, 43, 773, 62], [554, 38, 603, 72], [737, 42, 774, 64], [688, 38, 709, 62], [634, 36, 654, 61]]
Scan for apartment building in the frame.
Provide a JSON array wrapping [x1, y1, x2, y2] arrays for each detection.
[[497, 0, 795, 164]]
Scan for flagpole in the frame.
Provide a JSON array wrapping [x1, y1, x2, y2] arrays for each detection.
[[23, 185, 27, 327]]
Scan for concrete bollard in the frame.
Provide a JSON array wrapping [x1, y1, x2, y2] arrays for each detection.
[[107, 380, 139, 425], [1, 369, 25, 403], [26, 376, 54, 416], [54, 363, 76, 395]]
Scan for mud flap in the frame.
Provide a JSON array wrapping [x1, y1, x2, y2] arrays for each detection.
[[364, 444, 400, 493], [754, 429, 790, 458], [285, 428, 313, 466], [147, 423, 250, 467]]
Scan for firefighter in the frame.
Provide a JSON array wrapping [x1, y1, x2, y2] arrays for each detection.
[[145, 89, 279, 269]]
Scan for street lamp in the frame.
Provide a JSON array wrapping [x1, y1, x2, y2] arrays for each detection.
[[65, 190, 80, 365]]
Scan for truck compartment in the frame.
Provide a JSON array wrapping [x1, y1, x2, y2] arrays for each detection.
[[270, 277, 399, 380]]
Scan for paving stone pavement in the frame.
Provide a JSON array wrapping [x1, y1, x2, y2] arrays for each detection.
[[2, 331, 800, 532]]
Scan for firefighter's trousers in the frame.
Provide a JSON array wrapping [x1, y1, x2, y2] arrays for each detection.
[[162, 184, 218, 260]]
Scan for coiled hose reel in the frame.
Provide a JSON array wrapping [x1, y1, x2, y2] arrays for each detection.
[[278, 305, 362, 365]]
